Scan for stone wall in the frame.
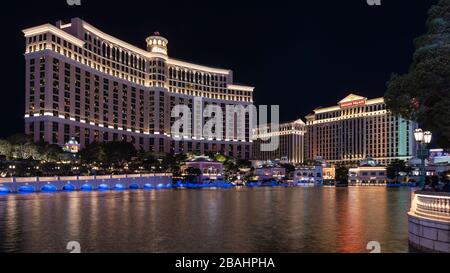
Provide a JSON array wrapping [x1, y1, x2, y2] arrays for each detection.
[[408, 213, 450, 253], [0, 174, 172, 193]]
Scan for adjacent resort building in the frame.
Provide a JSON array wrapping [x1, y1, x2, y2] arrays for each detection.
[[252, 94, 417, 167], [23, 18, 254, 159], [252, 119, 306, 165], [305, 94, 417, 166]]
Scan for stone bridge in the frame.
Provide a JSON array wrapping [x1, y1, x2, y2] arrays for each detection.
[[0, 174, 172, 193]]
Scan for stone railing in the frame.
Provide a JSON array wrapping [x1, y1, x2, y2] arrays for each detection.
[[408, 191, 450, 253], [411, 191, 450, 222]]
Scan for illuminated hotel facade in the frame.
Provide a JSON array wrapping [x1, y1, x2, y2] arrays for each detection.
[[252, 119, 306, 165], [305, 94, 417, 166], [23, 18, 254, 159]]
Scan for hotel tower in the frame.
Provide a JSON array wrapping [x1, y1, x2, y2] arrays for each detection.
[[252, 119, 306, 165], [23, 18, 254, 159], [305, 94, 417, 166]]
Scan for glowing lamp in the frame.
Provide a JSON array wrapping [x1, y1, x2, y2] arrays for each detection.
[[414, 129, 424, 142], [423, 131, 432, 144]]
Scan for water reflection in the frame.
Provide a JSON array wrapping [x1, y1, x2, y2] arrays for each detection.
[[0, 187, 411, 253]]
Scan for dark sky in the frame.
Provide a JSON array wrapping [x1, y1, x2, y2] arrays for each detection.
[[0, 0, 437, 138]]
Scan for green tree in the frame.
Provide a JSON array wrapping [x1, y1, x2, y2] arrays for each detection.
[[385, 0, 450, 148], [215, 154, 227, 163], [37, 142, 64, 163], [0, 139, 13, 159], [172, 153, 188, 176], [4, 134, 40, 160], [103, 141, 137, 168], [335, 166, 349, 184], [224, 160, 239, 175], [7, 134, 33, 146], [185, 167, 202, 182], [236, 159, 252, 169], [79, 142, 105, 164], [386, 159, 412, 183], [139, 151, 160, 172], [159, 154, 178, 173], [13, 143, 39, 161], [280, 163, 296, 173]]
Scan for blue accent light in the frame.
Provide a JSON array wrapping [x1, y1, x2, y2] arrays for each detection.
[[18, 185, 35, 193], [0, 187, 11, 194], [80, 184, 93, 191], [114, 184, 125, 191], [98, 184, 110, 191], [129, 184, 140, 190], [144, 183, 155, 190], [62, 184, 76, 192], [41, 184, 58, 192]]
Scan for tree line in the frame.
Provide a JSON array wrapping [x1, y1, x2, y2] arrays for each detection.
[[0, 134, 252, 179]]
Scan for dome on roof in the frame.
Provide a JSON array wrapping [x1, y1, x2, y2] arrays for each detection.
[[67, 138, 79, 145], [190, 156, 212, 162]]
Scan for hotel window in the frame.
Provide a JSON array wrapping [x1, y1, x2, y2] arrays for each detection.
[[52, 122, 59, 143], [39, 121, 45, 141], [29, 122, 34, 134]]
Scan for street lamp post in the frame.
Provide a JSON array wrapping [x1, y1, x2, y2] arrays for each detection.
[[414, 129, 432, 189]]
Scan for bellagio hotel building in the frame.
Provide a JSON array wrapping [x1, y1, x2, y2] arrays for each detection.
[[305, 94, 417, 166], [23, 18, 254, 159]]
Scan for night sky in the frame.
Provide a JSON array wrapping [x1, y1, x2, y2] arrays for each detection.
[[0, 0, 437, 138]]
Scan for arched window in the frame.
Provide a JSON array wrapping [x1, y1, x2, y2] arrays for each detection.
[[112, 47, 116, 61], [102, 43, 107, 57]]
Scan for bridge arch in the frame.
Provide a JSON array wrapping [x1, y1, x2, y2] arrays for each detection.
[[41, 184, 58, 193], [129, 183, 140, 190], [80, 184, 94, 191], [144, 183, 155, 190], [113, 184, 125, 191], [18, 185, 36, 193], [98, 184, 110, 191], [0, 187, 12, 194], [62, 184, 76, 192]]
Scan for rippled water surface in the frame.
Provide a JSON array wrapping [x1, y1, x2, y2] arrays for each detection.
[[0, 187, 412, 253]]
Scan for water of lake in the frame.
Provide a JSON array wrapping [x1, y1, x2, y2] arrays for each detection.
[[0, 187, 412, 253]]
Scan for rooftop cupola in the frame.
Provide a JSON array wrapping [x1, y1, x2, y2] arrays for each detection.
[[146, 32, 168, 55]]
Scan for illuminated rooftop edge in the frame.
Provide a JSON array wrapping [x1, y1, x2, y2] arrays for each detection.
[[23, 19, 242, 77]]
